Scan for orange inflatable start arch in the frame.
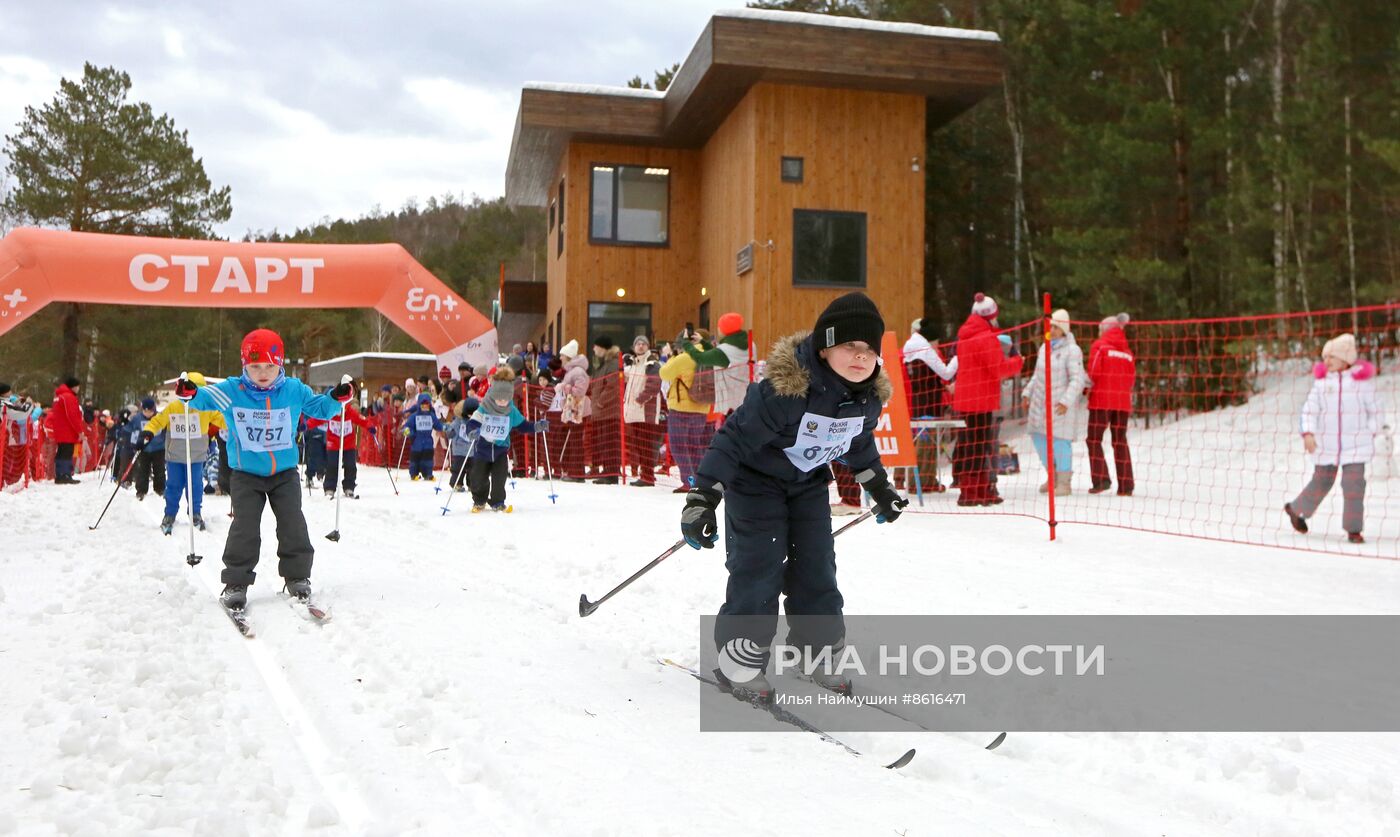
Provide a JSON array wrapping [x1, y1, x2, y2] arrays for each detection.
[[0, 227, 498, 370]]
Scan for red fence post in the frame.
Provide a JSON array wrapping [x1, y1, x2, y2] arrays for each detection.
[[1043, 292, 1056, 542]]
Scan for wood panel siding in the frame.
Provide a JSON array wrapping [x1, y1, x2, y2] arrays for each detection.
[[697, 93, 757, 343], [748, 83, 925, 350], [558, 143, 701, 346], [505, 11, 1001, 206]]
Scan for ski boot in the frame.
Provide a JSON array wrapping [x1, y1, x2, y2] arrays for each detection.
[[490, 504, 512, 513], [192, 514, 206, 531], [791, 644, 854, 696], [471, 504, 485, 513], [713, 667, 774, 705], [159, 515, 175, 535], [221, 584, 248, 611], [136, 493, 146, 501], [325, 490, 336, 499], [1349, 532, 1365, 544], [284, 578, 312, 602]]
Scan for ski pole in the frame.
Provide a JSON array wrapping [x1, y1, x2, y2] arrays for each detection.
[[93, 439, 113, 490], [383, 429, 399, 495], [178, 395, 203, 567], [88, 451, 140, 531], [439, 453, 462, 516], [578, 509, 876, 618], [540, 429, 558, 504], [327, 393, 348, 542]]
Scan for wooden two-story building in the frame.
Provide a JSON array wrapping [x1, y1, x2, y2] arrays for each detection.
[[504, 9, 1002, 356]]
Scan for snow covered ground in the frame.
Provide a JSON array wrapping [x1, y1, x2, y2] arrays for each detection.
[[3, 466, 1400, 836]]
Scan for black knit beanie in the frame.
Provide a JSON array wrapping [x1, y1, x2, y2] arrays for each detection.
[[812, 292, 884, 356]]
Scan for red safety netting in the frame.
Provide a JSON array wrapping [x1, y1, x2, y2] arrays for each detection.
[[896, 303, 1399, 560]]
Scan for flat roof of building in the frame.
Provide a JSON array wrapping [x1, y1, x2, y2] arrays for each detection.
[[505, 9, 1003, 206], [308, 352, 438, 368]]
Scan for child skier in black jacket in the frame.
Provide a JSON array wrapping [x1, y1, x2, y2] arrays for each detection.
[[680, 292, 907, 703]]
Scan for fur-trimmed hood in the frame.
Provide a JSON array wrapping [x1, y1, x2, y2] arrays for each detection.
[[765, 331, 893, 405]]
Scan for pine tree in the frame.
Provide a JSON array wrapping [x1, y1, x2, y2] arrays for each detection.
[[2, 63, 232, 379]]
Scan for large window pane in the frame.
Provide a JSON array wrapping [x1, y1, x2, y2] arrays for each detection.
[[616, 167, 669, 244], [589, 164, 669, 246], [793, 210, 867, 287], [590, 167, 614, 240]]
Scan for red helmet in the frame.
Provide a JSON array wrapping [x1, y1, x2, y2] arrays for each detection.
[[718, 312, 744, 337], [241, 329, 285, 367]]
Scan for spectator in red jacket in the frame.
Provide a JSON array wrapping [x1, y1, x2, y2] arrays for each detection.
[[1085, 313, 1136, 495], [48, 376, 86, 484], [951, 295, 1024, 506], [308, 403, 376, 499]]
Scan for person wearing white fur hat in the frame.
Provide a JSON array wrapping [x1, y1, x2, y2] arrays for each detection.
[[1085, 313, 1136, 495], [1022, 309, 1088, 496], [1284, 333, 1385, 544]]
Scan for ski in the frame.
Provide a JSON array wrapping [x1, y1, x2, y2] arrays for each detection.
[[854, 694, 1006, 751], [223, 605, 255, 638], [283, 593, 331, 623], [658, 658, 915, 770], [795, 676, 1007, 751]]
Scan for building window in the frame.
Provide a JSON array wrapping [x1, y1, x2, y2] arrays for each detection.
[[792, 210, 866, 288], [781, 156, 804, 183], [588, 301, 652, 351], [697, 300, 710, 332], [589, 164, 669, 246], [548, 199, 555, 232], [557, 179, 565, 257]]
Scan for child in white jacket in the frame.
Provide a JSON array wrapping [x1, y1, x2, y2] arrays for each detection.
[[1284, 333, 1386, 544]]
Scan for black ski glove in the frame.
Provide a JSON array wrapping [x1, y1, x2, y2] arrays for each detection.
[[174, 375, 198, 401], [864, 478, 909, 524], [680, 486, 722, 549], [138, 430, 154, 450], [331, 374, 354, 403]]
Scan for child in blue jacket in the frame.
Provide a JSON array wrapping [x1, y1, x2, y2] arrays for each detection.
[[181, 328, 352, 611], [402, 392, 444, 481], [680, 292, 907, 703], [464, 368, 546, 511]]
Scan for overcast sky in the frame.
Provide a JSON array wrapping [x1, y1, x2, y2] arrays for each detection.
[[0, 0, 734, 238]]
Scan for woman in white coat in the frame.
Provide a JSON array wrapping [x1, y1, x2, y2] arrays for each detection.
[[1284, 334, 1385, 544], [1021, 309, 1088, 496]]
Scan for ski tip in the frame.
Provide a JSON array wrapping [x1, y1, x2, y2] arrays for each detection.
[[985, 732, 1007, 750], [885, 748, 916, 769]]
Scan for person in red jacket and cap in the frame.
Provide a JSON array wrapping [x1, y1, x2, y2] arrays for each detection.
[[951, 294, 1024, 506], [1085, 313, 1136, 495], [48, 376, 87, 484], [307, 403, 376, 499]]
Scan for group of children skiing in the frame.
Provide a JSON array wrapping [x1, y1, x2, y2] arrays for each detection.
[[79, 291, 1384, 705]]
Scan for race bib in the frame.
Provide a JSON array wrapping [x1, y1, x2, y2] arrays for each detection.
[[783, 412, 864, 473], [168, 413, 199, 440], [456, 423, 473, 442], [130, 429, 142, 445], [478, 414, 511, 443], [328, 418, 353, 437], [414, 414, 435, 432], [231, 407, 294, 453]]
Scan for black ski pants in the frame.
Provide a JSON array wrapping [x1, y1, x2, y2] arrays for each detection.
[[714, 467, 844, 662], [222, 469, 314, 586]]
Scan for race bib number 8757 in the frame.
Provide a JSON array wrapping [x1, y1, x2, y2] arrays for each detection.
[[232, 407, 293, 453]]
